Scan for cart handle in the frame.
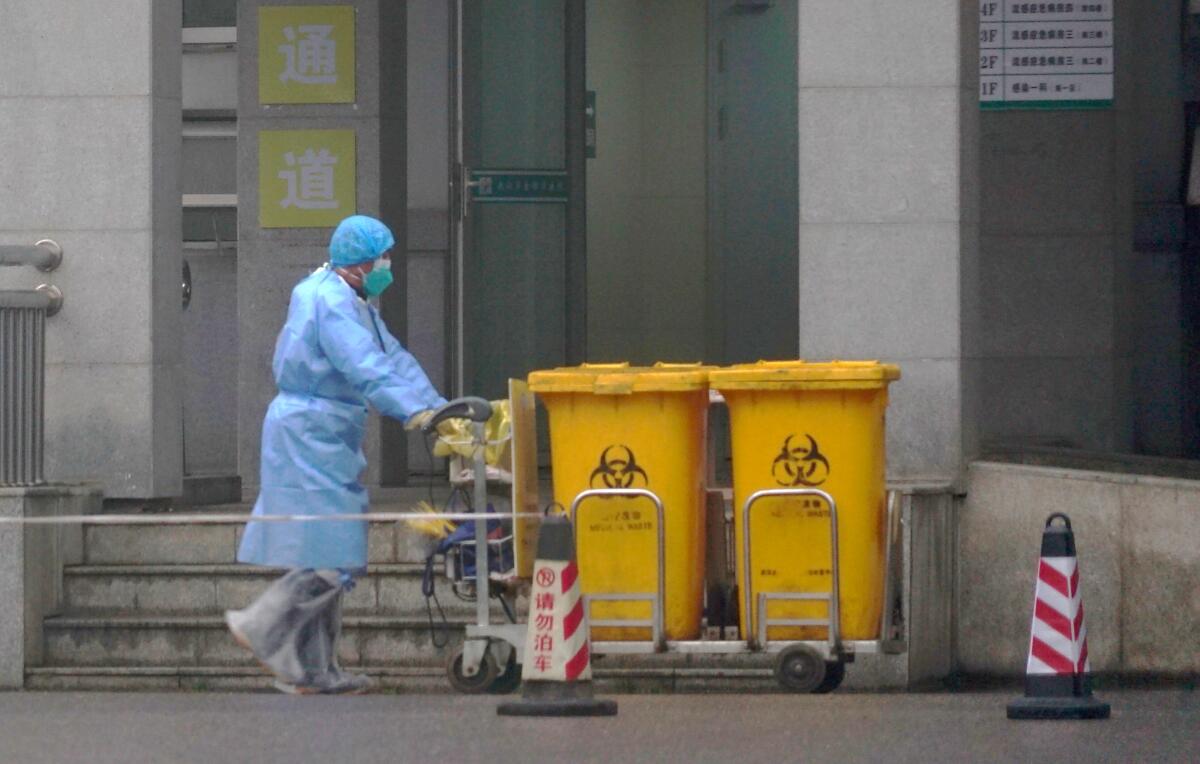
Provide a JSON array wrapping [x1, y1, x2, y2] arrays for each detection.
[[742, 488, 840, 652], [423, 396, 492, 432]]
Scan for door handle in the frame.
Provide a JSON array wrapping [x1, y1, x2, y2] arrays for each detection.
[[458, 166, 493, 219], [182, 259, 192, 310]]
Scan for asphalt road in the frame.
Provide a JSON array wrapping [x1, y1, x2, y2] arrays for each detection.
[[0, 690, 1195, 763]]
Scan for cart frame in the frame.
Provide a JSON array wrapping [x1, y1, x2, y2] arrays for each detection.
[[568, 486, 905, 665], [442, 395, 905, 692]]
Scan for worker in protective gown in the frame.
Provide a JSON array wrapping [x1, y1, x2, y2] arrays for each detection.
[[226, 215, 447, 694]]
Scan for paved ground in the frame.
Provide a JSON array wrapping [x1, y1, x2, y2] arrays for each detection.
[[0, 689, 1194, 763]]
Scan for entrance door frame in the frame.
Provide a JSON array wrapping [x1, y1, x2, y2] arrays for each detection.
[[447, 0, 588, 398]]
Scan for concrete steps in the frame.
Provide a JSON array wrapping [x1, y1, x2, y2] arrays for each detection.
[[34, 506, 486, 689], [34, 506, 785, 692], [81, 511, 430, 565], [23, 664, 782, 693], [62, 564, 476, 617], [25, 665, 450, 693], [42, 613, 468, 668]]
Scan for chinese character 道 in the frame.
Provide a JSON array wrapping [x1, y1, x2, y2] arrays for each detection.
[[278, 148, 338, 210]]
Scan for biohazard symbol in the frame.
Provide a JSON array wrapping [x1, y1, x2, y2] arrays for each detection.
[[589, 445, 649, 489], [772, 434, 830, 487]]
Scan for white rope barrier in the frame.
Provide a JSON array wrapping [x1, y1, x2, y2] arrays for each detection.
[[0, 511, 550, 527]]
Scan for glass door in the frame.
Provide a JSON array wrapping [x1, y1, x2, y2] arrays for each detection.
[[451, 0, 586, 400]]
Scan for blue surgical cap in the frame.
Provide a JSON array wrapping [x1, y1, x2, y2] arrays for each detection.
[[329, 215, 395, 267]]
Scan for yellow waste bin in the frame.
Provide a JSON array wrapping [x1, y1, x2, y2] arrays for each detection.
[[527, 363, 710, 641], [709, 360, 900, 643]]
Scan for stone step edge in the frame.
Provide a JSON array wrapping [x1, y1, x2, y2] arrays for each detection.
[[64, 563, 429, 576], [44, 615, 475, 629], [26, 665, 773, 679]]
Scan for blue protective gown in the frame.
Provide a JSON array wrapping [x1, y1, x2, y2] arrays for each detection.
[[237, 266, 446, 570]]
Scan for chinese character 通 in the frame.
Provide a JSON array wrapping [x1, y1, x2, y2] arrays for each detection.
[[279, 25, 338, 85]]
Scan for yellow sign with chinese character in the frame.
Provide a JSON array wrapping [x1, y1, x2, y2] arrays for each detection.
[[259, 130, 356, 228], [259, 5, 355, 104]]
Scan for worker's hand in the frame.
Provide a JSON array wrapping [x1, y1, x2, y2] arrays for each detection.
[[404, 409, 434, 431]]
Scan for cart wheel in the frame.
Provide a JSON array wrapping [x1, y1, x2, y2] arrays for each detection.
[[812, 660, 846, 694], [488, 653, 522, 695], [773, 644, 827, 693], [446, 644, 498, 693]]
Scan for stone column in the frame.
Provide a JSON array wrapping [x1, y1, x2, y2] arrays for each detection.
[[796, 1, 979, 482], [237, 1, 407, 495], [0, 0, 183, 498]]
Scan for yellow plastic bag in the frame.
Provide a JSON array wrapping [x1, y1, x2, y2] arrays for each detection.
[[403, 500, 456, 541], [431, 399, 511, 466]]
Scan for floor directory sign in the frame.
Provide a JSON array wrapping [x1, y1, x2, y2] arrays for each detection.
[[980, 2, 1114, 109]]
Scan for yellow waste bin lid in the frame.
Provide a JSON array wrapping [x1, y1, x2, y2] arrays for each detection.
[[709, 359, 900, 391], [528, 362, 712, 394]]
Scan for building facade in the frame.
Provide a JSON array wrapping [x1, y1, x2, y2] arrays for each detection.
[[2, 0, 1198, 685]]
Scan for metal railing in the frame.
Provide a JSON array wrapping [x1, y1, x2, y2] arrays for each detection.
[[1, 239, 63, 487], [0, 240, 62, 272], [570, 488, 666, 651], [742, 488, 840, 652]]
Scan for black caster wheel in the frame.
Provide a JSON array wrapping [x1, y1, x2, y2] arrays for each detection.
[[705, 581, 728, 630], [812, 660, 846, 693], [488, 652, 522, 695], [773, 644, 827, 693], [446, 644, 498, 693]]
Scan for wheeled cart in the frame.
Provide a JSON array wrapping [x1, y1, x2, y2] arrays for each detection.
[[569, 486, 905, 693], [433, 378, 906, 694], [425, 385, 539, 694]]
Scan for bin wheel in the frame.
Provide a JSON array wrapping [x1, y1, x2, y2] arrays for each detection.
[[812, 660, 846, 694], [773, 644, 827, 693], [488, 652, 522, 695], [724, 583, 740, 633], [446, 644, 498, 693], [705, 581, 728, 629]]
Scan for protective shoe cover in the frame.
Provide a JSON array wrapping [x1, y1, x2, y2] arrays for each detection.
[[226, 569, 346, 688], [280, 589, 373, 695], [237, 266, 446, 570]]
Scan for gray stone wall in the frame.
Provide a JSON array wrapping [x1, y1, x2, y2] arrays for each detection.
[[976, 0, 1185, 457], [796, 0, 978, 482], [0, 0, 183, 498], [1129, 1, 1187, 457], [237, 1, 408, 494], [402, 0, 451, 477], [0, 485, 99, 689], [959, 461, 1200, 676]]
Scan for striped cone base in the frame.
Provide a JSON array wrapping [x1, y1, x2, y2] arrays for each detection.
[[1008, 514, 1109, 720], [498, 515, 617, 717]]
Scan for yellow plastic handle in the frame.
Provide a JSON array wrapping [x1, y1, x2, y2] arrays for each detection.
[[593, 373, 636, 394], [579, 362, 630, 370]]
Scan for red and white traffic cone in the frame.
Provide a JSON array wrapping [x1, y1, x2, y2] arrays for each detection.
[[497, 514, 617, 717], [1007, 513, 1110, 720]]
